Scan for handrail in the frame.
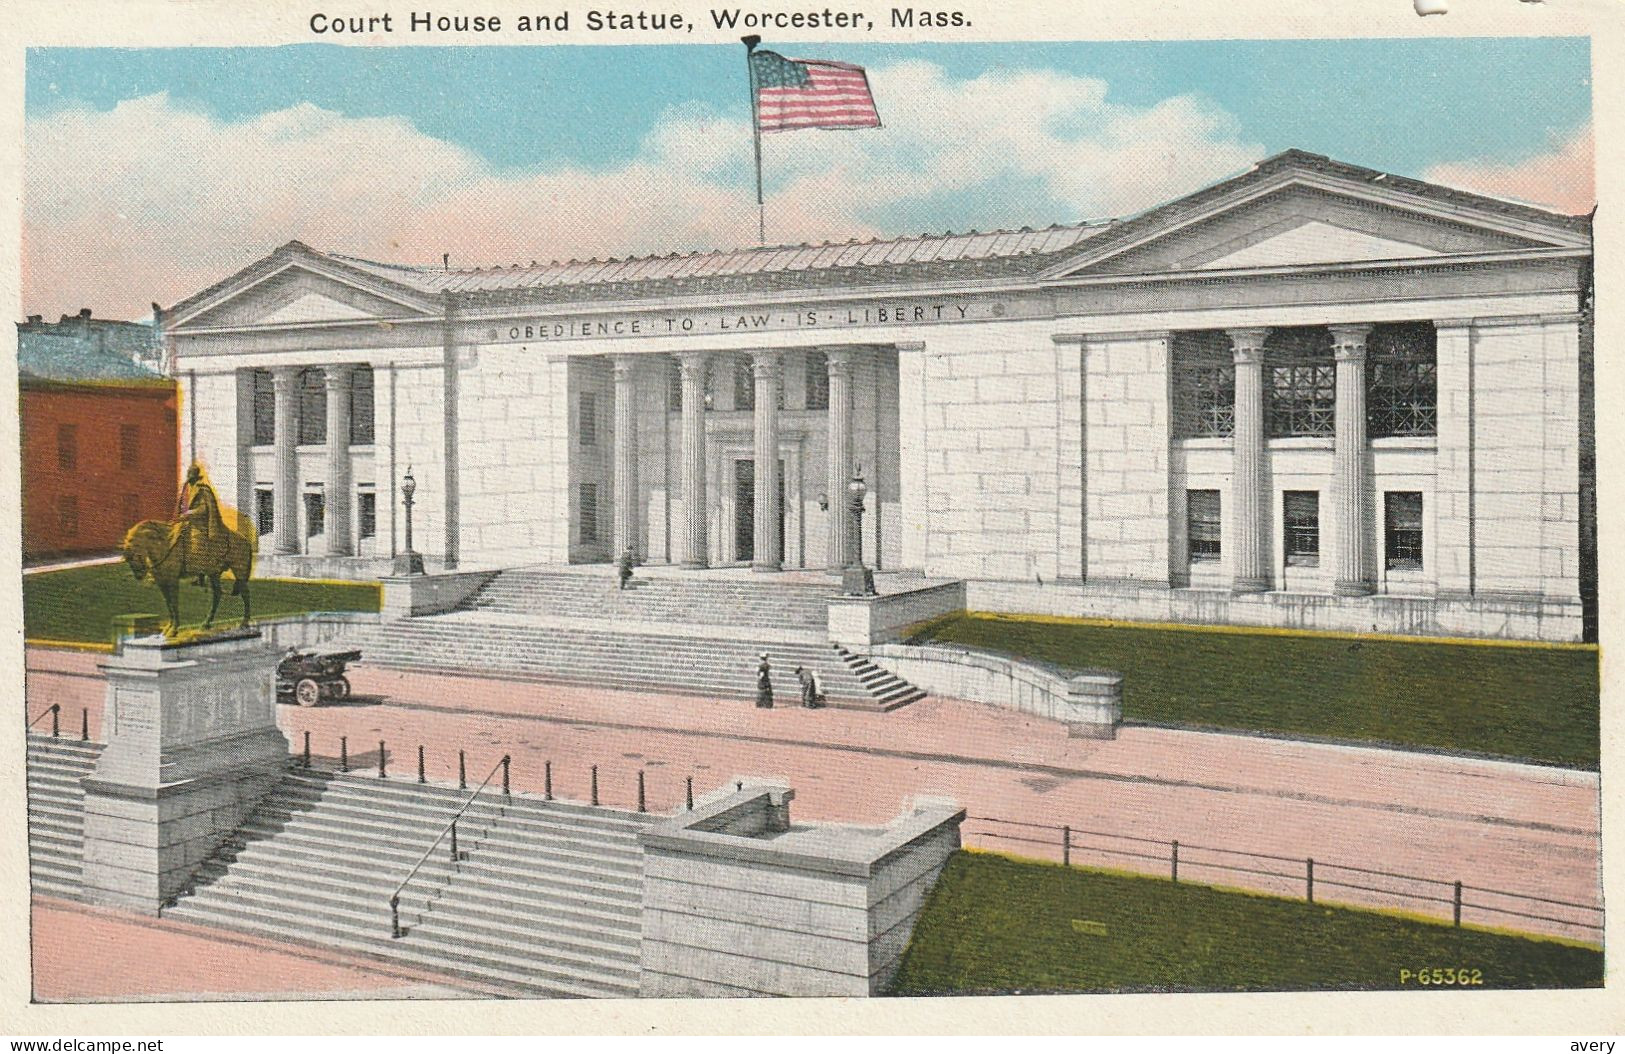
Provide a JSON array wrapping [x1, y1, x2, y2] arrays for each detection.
[[388, 753, 510, 938], [26, 702, 60, 737]]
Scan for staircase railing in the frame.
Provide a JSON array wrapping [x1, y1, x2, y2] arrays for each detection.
[[26, 702, 60, 738], [388, 753, 510, 939]]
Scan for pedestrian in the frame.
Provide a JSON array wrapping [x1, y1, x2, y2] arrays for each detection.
[[756, 653, 774, 709], [616, 545, 635, 590]]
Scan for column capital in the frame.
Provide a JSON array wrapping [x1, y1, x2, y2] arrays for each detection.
[[1329, 323, 1373, 361], [612, 353, 640, 379], [750, 349, 783, 379], [271, 364, 300, 387], [323, 364, 353, 391], [675, 350, 710, 378], [1227, 328, 1270, 362], [825, 346, 859, 374]]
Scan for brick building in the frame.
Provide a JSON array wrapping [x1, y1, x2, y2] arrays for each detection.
[[162, 151, 1596, 641]]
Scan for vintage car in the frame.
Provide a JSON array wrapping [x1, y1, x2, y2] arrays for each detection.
[[275, 646, 362, 707]]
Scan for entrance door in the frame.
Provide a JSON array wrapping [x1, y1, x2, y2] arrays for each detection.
[[733, 458, 786, 565]]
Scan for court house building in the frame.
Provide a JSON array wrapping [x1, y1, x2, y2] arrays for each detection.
[[163, 150, 1597, 642]]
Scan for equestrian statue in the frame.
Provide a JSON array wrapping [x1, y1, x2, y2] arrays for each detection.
[[120, 462, 255, 636]]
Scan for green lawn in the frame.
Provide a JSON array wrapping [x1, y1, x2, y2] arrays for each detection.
[[890, 852, 1602, 996], [911, 613, 1599, 768], [23, 562, 380, 646]]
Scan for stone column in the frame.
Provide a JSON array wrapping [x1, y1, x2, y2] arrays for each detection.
[[1228, 329, 1270, 593], [677, 352, 710, 568], [612, 354, 640, 559], [825, 347, 856, 572], [324, 365, 353, 557], [1331, 324, 1374, 596], [752, 351, 783, 571], [272, 366, 301, 556]]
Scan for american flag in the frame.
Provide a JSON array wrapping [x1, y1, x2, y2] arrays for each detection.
[[749, 49, 881, 134]]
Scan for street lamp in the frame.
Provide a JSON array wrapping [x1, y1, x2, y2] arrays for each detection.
[[842, 466, 876, 597], [394, 465, 426, 576]]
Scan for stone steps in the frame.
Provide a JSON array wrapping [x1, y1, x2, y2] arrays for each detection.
[[25, 735, 100, 902], [465, 570, 837, 632]]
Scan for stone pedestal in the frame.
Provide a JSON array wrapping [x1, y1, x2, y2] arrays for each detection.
[[81, 630, 289, 913]]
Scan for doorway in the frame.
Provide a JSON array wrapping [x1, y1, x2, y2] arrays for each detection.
[[732, 458, 784, 564]]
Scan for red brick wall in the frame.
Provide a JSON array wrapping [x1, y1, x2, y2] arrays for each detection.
[[21, 382, 180, 561]]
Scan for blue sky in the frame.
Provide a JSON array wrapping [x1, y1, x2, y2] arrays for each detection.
[[22, 38, 1594, 319]]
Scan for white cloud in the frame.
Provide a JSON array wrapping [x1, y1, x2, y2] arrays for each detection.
[[1424, 124, 1593, 215], [23, 64, 1268, 319]]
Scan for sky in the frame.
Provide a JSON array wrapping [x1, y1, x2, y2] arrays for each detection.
[[21, 38, 1593, 320]]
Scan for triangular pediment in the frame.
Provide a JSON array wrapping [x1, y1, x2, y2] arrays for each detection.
[[168, 243, 437, 330], [1042, 152, 1589, 281]]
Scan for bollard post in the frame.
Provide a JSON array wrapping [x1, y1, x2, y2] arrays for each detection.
[[379, 741, 387, 779], [391, 895, 401, 939], [1062, 826, 1071, 867], [50, 705, 59, 739], [501, 755, 511, 798], [340, 736, 349, 772], [638, 770, 647, 813], [450, 820, 459, 862], [1306, 858, 1315, 904], [80, 708, 89, 743], [591, 765, 599, 806], [418, 745, 426, 784], [544, 761, 553, 801], [736, 780, 743, 792], [1171, 840, 1180, 884], [1453, 881, 1463, 927], [686, 776, 694, 811], [302, 731, 311, 769], [458, 750, 466, 790]]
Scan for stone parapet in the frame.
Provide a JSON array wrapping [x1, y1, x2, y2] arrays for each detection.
[[825, 580, 966, 646], [379, 569, 499, 619]]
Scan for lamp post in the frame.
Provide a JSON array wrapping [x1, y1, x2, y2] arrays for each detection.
[[841, 466, 875, 596], [394, 466, 426, 576]]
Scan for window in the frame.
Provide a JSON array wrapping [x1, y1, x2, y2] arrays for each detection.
[[57, 495, 78, 538], [1266, 328, 1336, 438], [56, 424, 77, 471], [350, 366, 375, 446], [122, 493, 140, 526], [119, 424, 140, 469], [251, 369, 275, 446], [578, 392, 598, 447], [1368, 323, 1438, 438], [734, 358, 755, 411], [579, 483, 599, 544], [1385, 492, 1424, 570], [255, 488, 274, 537], [1187, 490, 1221, 562], [357, 490, 377, 540], [1173, 332, 1236, 438], [298, 368, 327, 446], [1283, 491, 1320, 567], [805, 351, 830, 410], [304, 489, 325, 538]]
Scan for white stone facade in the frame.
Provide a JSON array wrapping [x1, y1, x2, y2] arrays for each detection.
[[164, 151, 1595, 641]]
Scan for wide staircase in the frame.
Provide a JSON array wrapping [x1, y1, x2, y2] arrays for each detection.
[[360, 569, 927, 711], [166, 767, 652, 998], [26, 734, 100, 901]]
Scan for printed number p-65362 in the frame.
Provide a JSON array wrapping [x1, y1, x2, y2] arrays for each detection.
[[1398, 968, 1484, 986]]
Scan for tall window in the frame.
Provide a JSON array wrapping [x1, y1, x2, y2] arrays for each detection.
[[1187, 490, 1221, 562], [349, 366, 375, 446], [1385, 492, 1424, 570], [57, 495, 78, 537], [1172, 332, 1235, 438], [304, 489, 325, 538], [1368, 322, 1438, 438], [1266, 328, 1336, 438], [578, 392, 598, 447], [357, 490, 377, 540], [298, 368, 326, 446], [668, 360, 683, 411], [1283, 490, 1321, 566], [255, 488, 274, 537], [119, 424, 140, 469], [252, 369, 275, 446], [733, 358, 755, 411], [805, 351, 830, 410], [56, 424, 77, 470], [579, 483, 599, 544]]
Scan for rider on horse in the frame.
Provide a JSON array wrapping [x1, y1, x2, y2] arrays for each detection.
[[174, 462, 222, 585]]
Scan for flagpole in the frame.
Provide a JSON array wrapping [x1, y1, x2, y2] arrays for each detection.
[[742, 35, 765, 246]]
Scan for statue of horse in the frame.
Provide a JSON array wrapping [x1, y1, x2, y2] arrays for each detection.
[[120, 517, 254, 636]]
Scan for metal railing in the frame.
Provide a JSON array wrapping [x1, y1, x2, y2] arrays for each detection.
[[388, 753, 510, 939], [964, 815, 1603, 942], [26, 703, 92, 742]]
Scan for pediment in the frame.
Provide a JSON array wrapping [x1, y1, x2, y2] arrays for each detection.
[[173, 257, 434, 330], [1045, 169, 1586, 281]]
